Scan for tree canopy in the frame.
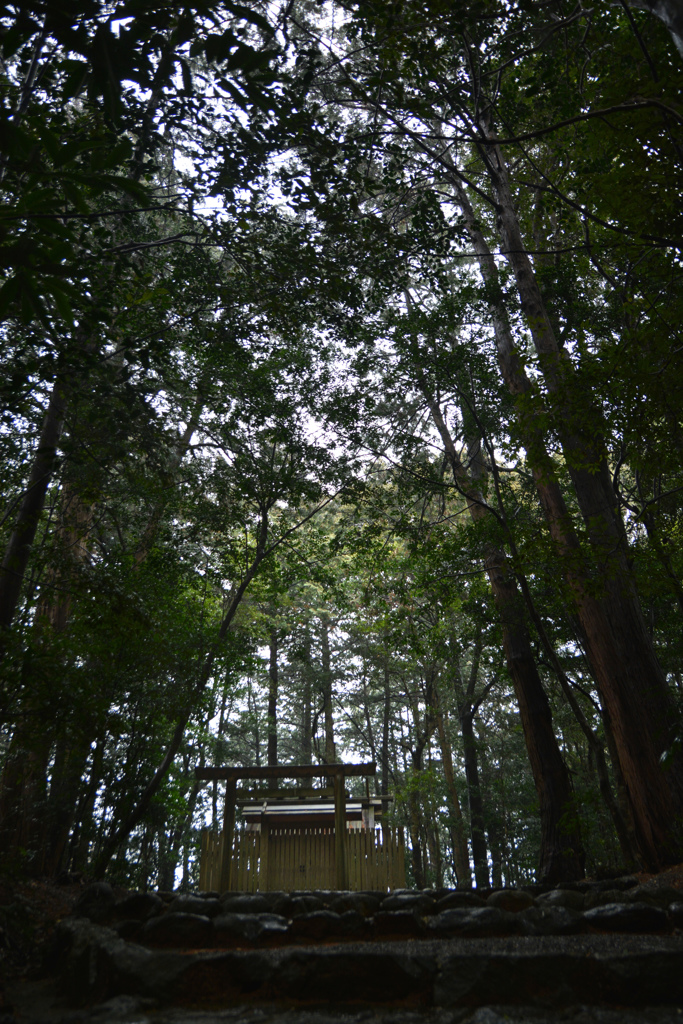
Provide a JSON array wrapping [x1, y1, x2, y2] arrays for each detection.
[[0, 0, 682, 889]]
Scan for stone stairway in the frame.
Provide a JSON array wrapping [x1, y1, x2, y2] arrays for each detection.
[[8, 877, 683, 1023]]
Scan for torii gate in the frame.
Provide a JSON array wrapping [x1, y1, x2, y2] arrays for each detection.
[[195, 761, 376, 891]]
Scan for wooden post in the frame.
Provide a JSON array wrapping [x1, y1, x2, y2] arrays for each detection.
[[259, 815, 270, 892], [334, 772, 347, 889], [220, 777, 237, 893]]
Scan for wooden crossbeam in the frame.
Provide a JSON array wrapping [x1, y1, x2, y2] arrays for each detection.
[[195, 761, 376, 782], [236, 786, 336, 800]]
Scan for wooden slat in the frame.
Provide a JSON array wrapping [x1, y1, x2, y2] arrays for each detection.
[[200, 821, 405, 893]]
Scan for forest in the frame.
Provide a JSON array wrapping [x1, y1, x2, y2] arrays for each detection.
[[0, 0, 682, 894]]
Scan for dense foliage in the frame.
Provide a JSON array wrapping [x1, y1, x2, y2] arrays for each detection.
[[0, 0, 682, 889]]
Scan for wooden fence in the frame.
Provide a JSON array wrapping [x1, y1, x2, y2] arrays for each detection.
[[199, 827, 406, 892]]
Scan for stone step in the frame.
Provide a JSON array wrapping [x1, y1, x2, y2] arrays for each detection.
[[51, 919, 683, 1012], [70, 881, 683, 950]]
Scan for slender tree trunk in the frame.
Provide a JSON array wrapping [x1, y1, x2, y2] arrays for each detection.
[[451, 161, 683, 868], [452, 639, 489, 887], [300, 634, 313, 778], [460, 708, 489, 889], [422, 391, 584, 881], [69, 735, 104, 873], [267, 628, 279, 767], [40, 733, 92, 876], [381, 660, 391, 795], [0, 378, 68, 644], [434, 678, 471, 887], [407, 783, 426, 888], [0, 719, 51, 865], [517, 572, 640, 867], [320, 617, 336, 766]]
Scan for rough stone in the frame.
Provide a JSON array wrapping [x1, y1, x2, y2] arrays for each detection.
[[141, 912, 213, 948], [272, 895, 324, 918], [33, 921, 683, 1017], [486, 890, 535, 913], [336, 910, 368, 937], [220, 894, 272, 914], [72, 882, 117, 924], [517, 905, 584, 936], [381, 893, 436, 914], [437, 891, 487, 911], [583, 902, 669, 933], [428, 907, 518, 937], [625, 885, 682, 908], [212, 912, 289, 945], [537, 889, 585, 912], [329, 892, 381, 917], [114, 892, 164, 922], [289, 910, 345, 941], [112, 919, 142, 941], [270, 948, 436, 1005], [168, 895, 221, 918], [584, 889, 632, 910], [433, 945, 683, 1007], [49, 918, 161, 1005], [668, 901, 683, 927], [604, 874, 640, 890]]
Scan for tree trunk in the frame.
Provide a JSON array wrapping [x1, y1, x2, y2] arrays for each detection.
[[0, 377, 68, 644], [320, 617, 336, 767], [423, 392, 584, 882], [433, 678, 471, 887], [381, 660, 391, 795], [459, 706, 489, 889], [452, 642, 490, 888], [69, 735, 104, 873], [267, 628, 279, 767], [452, 155, 683, 868], [517, 571, 640, 868]]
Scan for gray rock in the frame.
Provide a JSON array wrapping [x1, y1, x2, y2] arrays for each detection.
[[612, 874, 640, 889], [437, 890, 486, 910], [330, 892, 381, 917], [72, 883, 116, 924], [112, 919, 142, 941], [428, 906, 518, 937], [272, 895, 324, 918], [220, 894, 271, 914], [141, 912, 212, 948], [668, 901, 683, 927], [114, 892, 164, 922], [584, 888, 631, 910], [212, 912, 289, 944], [625, 885, 682, 908], [168, 895, 221, 918], [381, 892, 436, 914], [486, 889, 535, 913], [537, 888, 586, 911], [289, 910, 345, 941], [517, 904, 584, 935], [583, 901, 669, 933], [270, 948, 435, 1004], [337, 910, 368, 936], [308, 890, 337, 906], [50, 917, 156, 1004]]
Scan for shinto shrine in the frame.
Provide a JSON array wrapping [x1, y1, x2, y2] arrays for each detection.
[[195, 761, 405, 892]]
